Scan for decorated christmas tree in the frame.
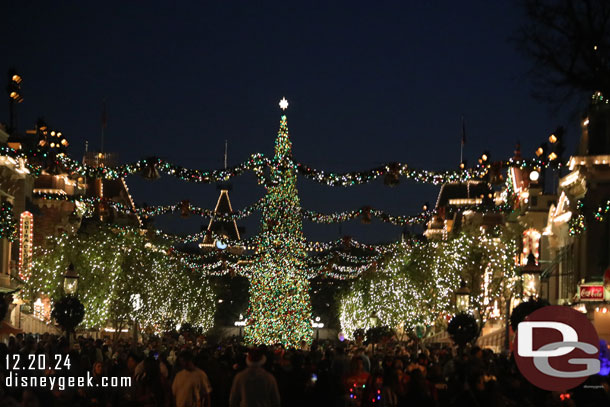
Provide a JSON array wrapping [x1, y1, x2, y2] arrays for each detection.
[[244, 110, 313, 347]]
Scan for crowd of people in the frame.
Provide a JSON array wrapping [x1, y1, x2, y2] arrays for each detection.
[[0, 330, 609, 407]]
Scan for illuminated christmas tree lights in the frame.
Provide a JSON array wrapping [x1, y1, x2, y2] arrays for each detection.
[[244, 114, 313, 347]]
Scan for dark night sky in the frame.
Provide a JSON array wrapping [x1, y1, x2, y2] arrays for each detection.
[[0, 1, 578, 243]]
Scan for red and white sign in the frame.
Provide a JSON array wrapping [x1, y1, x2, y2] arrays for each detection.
[[579, 284, 604, 301]]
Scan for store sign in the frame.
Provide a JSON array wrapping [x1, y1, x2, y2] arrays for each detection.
[[579, 284, 604, 301]]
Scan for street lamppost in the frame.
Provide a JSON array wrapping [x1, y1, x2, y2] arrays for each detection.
[[521, 253, 542, 299], [312, 316, 324, 341], [6, 69, 23, 135], [52, 264, 85, 347], [455, 279, 470, 313], [234, 314, 246, 338], [369, 312, 380, 328], [63, 264, 79, 295], [368, 312, 380, 352]]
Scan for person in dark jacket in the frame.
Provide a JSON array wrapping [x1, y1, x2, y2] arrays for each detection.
[[229, 348, 280, 407]]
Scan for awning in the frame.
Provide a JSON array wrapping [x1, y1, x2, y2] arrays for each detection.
[[0, 287, 20, 294], [423, 330, 451, 344]]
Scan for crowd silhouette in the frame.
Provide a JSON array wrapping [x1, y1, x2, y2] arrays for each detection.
[[0, 331, 608, 407]]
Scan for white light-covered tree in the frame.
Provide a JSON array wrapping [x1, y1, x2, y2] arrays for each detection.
[[23, 225, 216, 332], [339, 226, 520, 339]]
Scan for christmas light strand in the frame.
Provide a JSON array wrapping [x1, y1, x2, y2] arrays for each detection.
[[55, 153, 271, 183], [0, 202, 17, 241], [33, 192, 433, 226]]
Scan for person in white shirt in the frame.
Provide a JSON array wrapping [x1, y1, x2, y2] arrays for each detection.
[[172, 350, 212, 407]]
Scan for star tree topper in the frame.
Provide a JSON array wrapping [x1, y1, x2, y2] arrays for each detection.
[[279, 97, 289, 111]]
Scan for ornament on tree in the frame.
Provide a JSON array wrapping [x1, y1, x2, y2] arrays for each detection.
[[384, 162, 401, 187]]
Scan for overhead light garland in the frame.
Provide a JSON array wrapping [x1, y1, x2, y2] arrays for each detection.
[[303, 207, 433, 226], [2, 140, 564, 188], [34, 191, 436, 227], [55, 153, 271, 183], [295, 162, 486, 186]]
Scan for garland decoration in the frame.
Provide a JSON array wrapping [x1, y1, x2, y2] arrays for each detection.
[[447, 313, 480, 348], [0, 202, 18, 241], [295, 162, 486, 186], [2, 142, 564, 187], [34, 192, 435, 227], [569, 200, 586, 236], [55, 153, 271, 183], [51, 295, 85, 333], [593, 200, 610, 222], [303, 207, 433, 226]]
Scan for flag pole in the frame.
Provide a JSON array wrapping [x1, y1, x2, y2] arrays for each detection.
[[101, 99, 107, 154], [224, 139, 228, 169], [460, 116, 466, 166]]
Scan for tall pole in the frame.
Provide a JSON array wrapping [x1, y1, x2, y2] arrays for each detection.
[[504, 294, 511, 351], [101, 99, 107, 153], [460, 116, 466, 166], [8, 98, 14, 135], [224, 139, 228, 169]]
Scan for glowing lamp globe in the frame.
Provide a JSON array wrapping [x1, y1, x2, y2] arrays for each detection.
[[455, 279, 470, 313], [369, 312, 380, 327], [63, 264, 79, 295]]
